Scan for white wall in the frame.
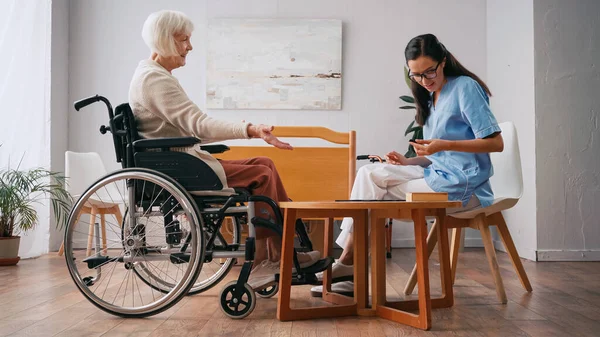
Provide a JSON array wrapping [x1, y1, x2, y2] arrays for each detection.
[[534, 0, 600, 261], [486, 0, 537, 260], [0, 0, 52, 258], [67, 0, 488, 247], [49, 0, 70, 252]]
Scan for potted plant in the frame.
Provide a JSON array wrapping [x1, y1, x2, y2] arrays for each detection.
[[400, 66, 423, 158], [0, 165, 72, 265]]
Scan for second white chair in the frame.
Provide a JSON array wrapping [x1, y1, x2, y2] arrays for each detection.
[[403, 122, 532, 303], [58, 151, 123, 256]]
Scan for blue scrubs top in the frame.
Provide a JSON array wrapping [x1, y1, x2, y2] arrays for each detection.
[[423, 76, 501, 207]]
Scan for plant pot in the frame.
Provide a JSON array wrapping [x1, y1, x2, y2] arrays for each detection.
[[0, 236, 21, 266]]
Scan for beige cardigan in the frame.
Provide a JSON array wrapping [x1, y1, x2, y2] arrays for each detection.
[[128, 59, 250, 188]]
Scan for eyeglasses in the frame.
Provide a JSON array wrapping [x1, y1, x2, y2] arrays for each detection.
[[408, 62, 441, 82]]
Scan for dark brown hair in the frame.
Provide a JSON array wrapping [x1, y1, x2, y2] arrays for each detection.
[[405, 34, 491, 125]]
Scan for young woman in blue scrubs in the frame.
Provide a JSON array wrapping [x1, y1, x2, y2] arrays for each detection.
[[311, 33, 505, 296]]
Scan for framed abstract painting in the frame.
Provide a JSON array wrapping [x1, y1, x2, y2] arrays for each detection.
[[207, 19, 342, 110]]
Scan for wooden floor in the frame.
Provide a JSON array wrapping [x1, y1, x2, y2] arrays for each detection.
[[1, 249, 599, 337]]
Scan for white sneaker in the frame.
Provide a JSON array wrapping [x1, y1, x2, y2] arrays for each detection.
[[310, 280, 354, 297], [247, 251, 322, 290], [247, 260, 279, 290], [296, 251, 321, 269], [314, 260, 354, 283]]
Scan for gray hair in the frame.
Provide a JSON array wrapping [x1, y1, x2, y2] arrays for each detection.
[[142, 10, 194, 57]]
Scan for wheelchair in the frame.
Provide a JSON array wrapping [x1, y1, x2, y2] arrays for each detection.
[[63, 95, 333, 319]]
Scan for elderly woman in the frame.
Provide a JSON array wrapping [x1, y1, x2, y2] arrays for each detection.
[[129, 10, 319, 284]]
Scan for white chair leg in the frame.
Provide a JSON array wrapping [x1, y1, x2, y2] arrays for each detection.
[[86, 206, 98, 257], [450, 227, 462, 284], [477, 215, 507, 304], [493, 213, 532, 292], [100, 213, 107, 255], [59, 212, 83, 256]]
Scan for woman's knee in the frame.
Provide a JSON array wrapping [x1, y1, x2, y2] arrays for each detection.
[[356, 163, 380, 180], [253, 156, 276, 169], [254, 165, 274, 183], [357, 163, 379, 174]]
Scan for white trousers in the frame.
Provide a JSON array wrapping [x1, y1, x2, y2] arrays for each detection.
[[335, 163, 480, 248], [335, 164, 433, 247]]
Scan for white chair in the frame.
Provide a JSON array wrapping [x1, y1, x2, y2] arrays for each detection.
[[403, 121, 532, 303], [58, 151, 123, 256]]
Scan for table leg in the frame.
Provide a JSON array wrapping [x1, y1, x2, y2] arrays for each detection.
[[370, 212, 387, 308], [277, 208, 297, 320], [353, 210, 369, 311], [436, 209, 454, 307], [412, 208, 432, 329], [323, 217, 334, 294], [373, 209, 432, 330], [277, 209, 358, 321]]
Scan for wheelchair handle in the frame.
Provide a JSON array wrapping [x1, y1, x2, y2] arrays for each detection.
[[357, 154, 386, 163], [74, 94, 114, 119]]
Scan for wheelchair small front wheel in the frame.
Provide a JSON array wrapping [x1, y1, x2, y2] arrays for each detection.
[[219, 280, 256, 319], [256, 283, 278, 298]]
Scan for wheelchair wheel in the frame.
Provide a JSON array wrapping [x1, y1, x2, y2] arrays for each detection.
[[63, 168, 205, 318], [127, 214, 241, 295], [188, 215, 241, 295], [126, 213, 241, 296], [256, 283, 278, 298], [219, 280, 256, 319]]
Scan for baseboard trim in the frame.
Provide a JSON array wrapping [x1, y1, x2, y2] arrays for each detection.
[[536, 250, 600, 261], [391, 238, 537, 261], [465, 238, 483, 247], [390, 239, 418, 248], [391, 238, 486, 248]]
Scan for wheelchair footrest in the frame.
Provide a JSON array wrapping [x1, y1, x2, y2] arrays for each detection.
[[82, 255, 111, 269], [299, 257, 334, 274], [271, 257, 335, 286], [170, 253, 190, 264]]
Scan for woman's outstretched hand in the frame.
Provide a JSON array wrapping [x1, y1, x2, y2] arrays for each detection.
[[248, 124, 293, 150], [385, 151, 407, 165], [409, 139, 449, 156]]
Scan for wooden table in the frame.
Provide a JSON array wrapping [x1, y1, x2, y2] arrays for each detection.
[[276, 200, 461, 330], [277, 203, 369, 321]]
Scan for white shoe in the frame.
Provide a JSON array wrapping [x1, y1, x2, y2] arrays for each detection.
[[310, 281, 354, 297], [314, 260, 354, 283], [247, 260, 279, 290], [297, 251, 321, 269], [247, 251, 322, 290]]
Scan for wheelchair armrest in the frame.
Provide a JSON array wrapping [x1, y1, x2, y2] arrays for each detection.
[[200, 144, 230, 154], [133, 137, 201, 149]]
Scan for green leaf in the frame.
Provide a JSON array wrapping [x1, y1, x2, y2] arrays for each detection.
[[405, 145, 416, 158], [404, 66, 412, 89], [415, 127, 424, 140], [399, 106, 416, 110], [0, 166, 72, 237], [399, 95, 415, 104], [407, 126, 421, 134], [404, 120, 415, 135]]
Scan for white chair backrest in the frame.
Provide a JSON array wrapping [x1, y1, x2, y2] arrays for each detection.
[[489, 122, 523, 200], [65, 151, 108, 197]]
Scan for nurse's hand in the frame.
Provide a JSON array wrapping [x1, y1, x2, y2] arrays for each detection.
[[409, 139, 449, 156], [385, 151, 407, 165]]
